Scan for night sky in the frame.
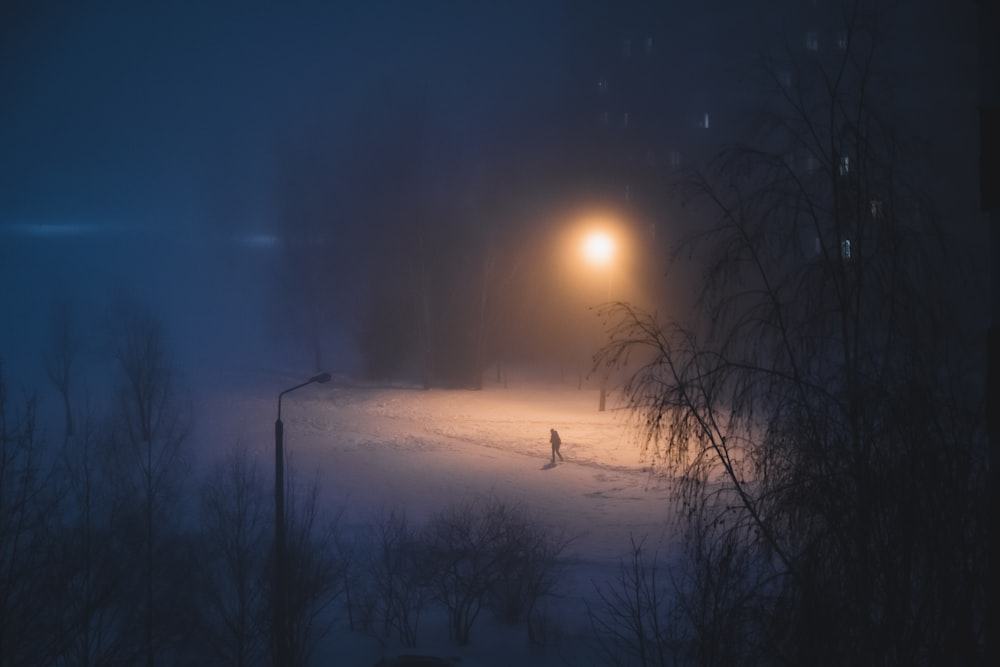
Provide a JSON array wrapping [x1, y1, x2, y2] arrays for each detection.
[[0, 0, 985, 387], [0, 2, 576, 228], [0, 1, 591, 379]]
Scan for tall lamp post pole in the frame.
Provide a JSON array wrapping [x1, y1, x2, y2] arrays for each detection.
[[599, 265, 611, 412], [274, 372, 330, 667], [582, 229, 615, 412]]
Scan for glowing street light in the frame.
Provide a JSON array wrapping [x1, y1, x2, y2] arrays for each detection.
[[274, 371, 330, 667], [583, 229, 615, 268]]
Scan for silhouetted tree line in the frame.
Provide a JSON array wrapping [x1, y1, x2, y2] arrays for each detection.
[[590, 3, 987, 665], [1, 299, 570, 665], [343, 495, 569, 650]]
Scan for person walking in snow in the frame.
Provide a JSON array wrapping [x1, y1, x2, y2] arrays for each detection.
[[550, 428, 564, 463]]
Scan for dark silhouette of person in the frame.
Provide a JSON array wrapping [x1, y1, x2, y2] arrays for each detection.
[[550, 428, 564, 463]]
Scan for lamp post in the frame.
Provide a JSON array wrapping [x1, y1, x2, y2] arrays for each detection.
[[582, 229, 615, 412], [274, 371, 330, 667]]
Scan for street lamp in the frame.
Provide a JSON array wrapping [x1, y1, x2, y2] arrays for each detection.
[[274, 371, 330, 667], [582, 229, 615, 411]]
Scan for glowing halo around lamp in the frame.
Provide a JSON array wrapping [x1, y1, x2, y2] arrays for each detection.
[[582, 230, 615, 266]]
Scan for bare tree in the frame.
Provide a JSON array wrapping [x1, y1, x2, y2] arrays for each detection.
[[598, 3, 986, 663], [45, 295, 82, 445], [588, 527, 767, 667], [283, 467, 346, 667], [104, 300, 191, 667], [339, 532, 377, 638], [0, 364, 66, 667], [485, 500, 570, 647], [194, 447, 271, 667], [671, 501, 769, 667], [426, 494, 568, 647], [57, 406, 139, 667], [587, 535, 680, 667], [352, 507, 430, 648], [425, 495, 504, 646]]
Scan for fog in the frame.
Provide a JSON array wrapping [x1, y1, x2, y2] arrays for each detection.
[[4, 0, 981, 391], [2, 7, 485, 384], [0, 1, 761, 389], [0, 0, 990, 664]]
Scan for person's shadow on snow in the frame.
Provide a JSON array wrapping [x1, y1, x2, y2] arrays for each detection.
[[541, 461, 557, 470]]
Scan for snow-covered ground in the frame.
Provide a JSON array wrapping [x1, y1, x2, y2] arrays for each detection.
[[190, 364, 680, 666]]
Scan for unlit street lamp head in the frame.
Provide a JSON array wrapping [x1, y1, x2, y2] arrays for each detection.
[[311, 372, 332, 384]]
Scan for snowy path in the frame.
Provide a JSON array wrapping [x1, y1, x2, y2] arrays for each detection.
[[192, 370, 677, 565]]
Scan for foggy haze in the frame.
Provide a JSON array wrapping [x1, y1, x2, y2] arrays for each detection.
[[0, 1, 991, 665], [4, 1, 980, 388], [0, 2, 589, 377]]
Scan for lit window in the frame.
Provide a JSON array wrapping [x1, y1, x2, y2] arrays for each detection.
[[598, 76, 609, 93], [644, 37, 653, 56], [806, 31, 819, 51], [669, 150, 681, 168], [837, 31, 848, 50], [622, 38, 631, 57], [839, 155, 850, 175], [869, 199, 883, 218], [841, 238, 852, 260], [702, 112, 710, 129]]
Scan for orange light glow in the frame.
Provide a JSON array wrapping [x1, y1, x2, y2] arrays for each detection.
[[582, 230, 615, 266]]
